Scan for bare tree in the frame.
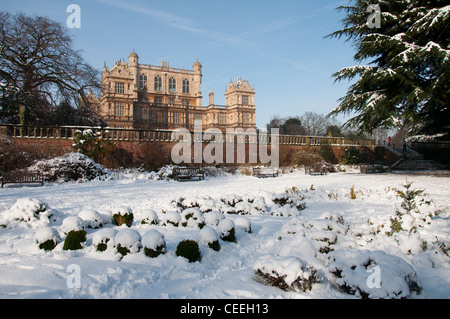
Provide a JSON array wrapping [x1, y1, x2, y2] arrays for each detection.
[[300, 112, 329, 136], [0, 12, 100, 125]]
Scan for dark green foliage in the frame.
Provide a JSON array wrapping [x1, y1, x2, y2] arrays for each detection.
[[220, 227, 236, 243], [396, 182, 424, 214], [176, 240, 201, 263], [96, 242, 108, 252], [341, 147, 367, 165], [327, 0, 450, 138], [116, 244, 130, 256], [207, 240, 221, 252], [38, 239, 58, 251], [63, 230, 86, 251], [319, 141, 336, 163], [113, 213, 134, 227], [144, 245, 166, 258]]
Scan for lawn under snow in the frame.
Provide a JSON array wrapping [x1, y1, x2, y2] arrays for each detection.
[[0, 169, 449, 299]]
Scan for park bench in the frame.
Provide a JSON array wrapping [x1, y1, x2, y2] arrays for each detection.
[[173, 167, 205, 181], [360, 164, 376, 174], [305, 166, 328, 175], [253, 167, 279, 178], [1, 171, 44, 188], [359, 164, 385, 174]]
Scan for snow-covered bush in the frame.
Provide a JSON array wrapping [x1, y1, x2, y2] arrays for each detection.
[[63, 230, 87, 251], [0, 198, 58, 229], [161, 211, 181, 227], [176, 240, 201, 263], [218, 219, 236, 243], [270, 191, 306, 217], [234, 216, 252, 233], [62, 216, 85, 234], [92, 228, 118, 252], [35, 227, 61, 251], [181, 208, 205, 228], [112, 207, 134, 227], [142, 230, 166, 258], [115, 229, 142, 256], [27, 152, 108, 183], [204, 211, 225, 227], [328, 249, 422, 299], [254, 255, 320, 292], [140, 209, 159, 225], [199, 226, 220, 251], [78, 209, 103, 229]]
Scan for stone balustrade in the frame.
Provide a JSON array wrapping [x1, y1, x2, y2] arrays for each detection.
[[0, 124, 375, 148]]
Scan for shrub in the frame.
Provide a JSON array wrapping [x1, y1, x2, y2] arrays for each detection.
[[254, 255, 320, 292], [218, 219, 236, 243], [294, 151, 323, 167], [140, 209, 159, 225], [328, 249, 422, 299], [62, 216, 85, 234], [176, 240, 201, 263], [136, 142, 170, 172], [78, 209, 103, 229], [72, 129, 112, 164], [341, 147, 368, 165], [115, 229, 142, 256], [142, 230, 166, 258], [92, 228, 118, 252], [1, 198, 58, 229], [0, 138, 33, 173], [27, 152, 108, 183], [319, 141, 336, 163], [199, 226, 221, 251], [234, 216, 252, 233], [113, 207, 134, 227], [63, 230, 87, 251], [161, 211, 181, 227], [35, 227, 61, 251], [181, 208, 205, 228]]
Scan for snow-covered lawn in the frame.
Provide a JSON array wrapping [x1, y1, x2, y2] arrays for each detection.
[[0, 169, 448, 299]]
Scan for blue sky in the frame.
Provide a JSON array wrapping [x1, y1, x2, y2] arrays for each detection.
[[2, 0, 358, 128]]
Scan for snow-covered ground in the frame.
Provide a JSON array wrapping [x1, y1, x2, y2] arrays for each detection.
[[0, 169, 448, 299]]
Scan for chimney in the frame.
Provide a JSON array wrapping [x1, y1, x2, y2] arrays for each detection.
[[209, 90, 214, 106]]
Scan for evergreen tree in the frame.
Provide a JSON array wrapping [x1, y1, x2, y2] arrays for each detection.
[[327, 0, 450, 139]]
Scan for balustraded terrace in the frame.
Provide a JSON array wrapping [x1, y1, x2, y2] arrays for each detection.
[[0, 124, 375, 148]]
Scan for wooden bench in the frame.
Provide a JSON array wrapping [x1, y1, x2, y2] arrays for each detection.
[[1, 171, 44, 188], [253, 167, 279, 178], [173, 167, 205, 181], [305, 166, 328, 175], [360, 164, 375, 174], [360, 164, 385, 174]]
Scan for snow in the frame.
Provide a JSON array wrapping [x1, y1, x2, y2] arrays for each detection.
[[139, 209, 159, 225], [217, 219, 235, 236], [142, 229, 165, 250], [92, 228, 118, 247], [78, 209, 103, 229], [0, 169, 448, 298], [115, 229, 142, 253], [35, 227, 61, 245], [199, 226, 220, 245], [61, 216, 84, 234], [204, 211, 225, 226]]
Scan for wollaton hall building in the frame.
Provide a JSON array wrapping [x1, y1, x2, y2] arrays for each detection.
[[88, 50, 256, 131]]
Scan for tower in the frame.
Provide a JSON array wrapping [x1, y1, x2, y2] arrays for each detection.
[[225, 77, 256, 128], [128, 49, 139, 92]]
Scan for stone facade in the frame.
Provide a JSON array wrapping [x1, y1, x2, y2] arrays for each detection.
[[96, 50, 256, 131]]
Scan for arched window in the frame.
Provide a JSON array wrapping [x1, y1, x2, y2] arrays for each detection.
[[139, 74, 147, 90], [182, 79, 189, 94], [169, 77, 176, 93], [154, 75, 162, 91]]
